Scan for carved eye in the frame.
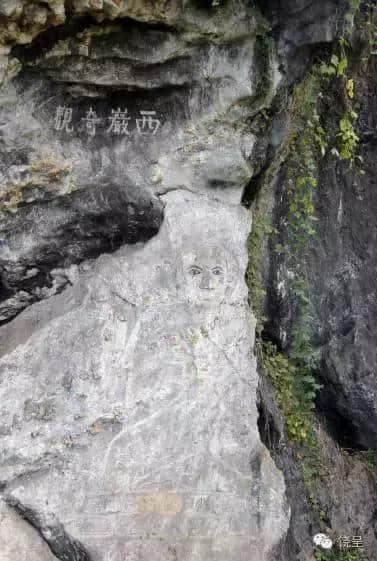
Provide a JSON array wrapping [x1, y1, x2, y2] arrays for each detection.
[[188, 266, 202, 276], [212, 267, 223, 276]]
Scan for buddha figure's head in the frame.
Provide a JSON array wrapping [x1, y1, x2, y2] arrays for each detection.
[[180, 246, 231, 307]]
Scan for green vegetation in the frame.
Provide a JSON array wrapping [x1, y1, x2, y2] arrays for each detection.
[[274, 72, 322, 414], [251, 38, 363, 435], [260, 341, 319, 444], [357, 449, 377, 471], [246, 196, 271, 332], [259, 338, 326, 511], [246, 77, 319, 330], [336, 40, 359, 164], [247, 68, 325, 332], [314, 548, 368, 561], [318, 38, 360, 165], [337, 109, 359, 161], [363, 2, 377, 54], [319, 53, 348, 78], [344, 0, 362, 37], [246, 0, 376, 528], [253, 70, 327, 497], [248, 55, 357, 512]]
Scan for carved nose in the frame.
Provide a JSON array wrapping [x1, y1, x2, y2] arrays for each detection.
[[199, 273, 211, 290]]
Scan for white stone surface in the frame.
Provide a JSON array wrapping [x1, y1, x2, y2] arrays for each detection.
[[0, 190, 288, 560]]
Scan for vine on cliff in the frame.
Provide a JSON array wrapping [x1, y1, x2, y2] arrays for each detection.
[[258, 70, 325, 448], [252, 32, 363, 448], [246, 1, 374, 556], [249, 62, 349, 515]]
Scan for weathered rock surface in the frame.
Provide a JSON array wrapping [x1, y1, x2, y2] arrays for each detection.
[[0, 2, 290, 560], [1, 192, 287, 560], [310, 50, 377, 452], [256, 7, 377, 560], [0, 192, 288, 560], [265, 21, 377, 454], [2, 1, 377, 560], [0, 1, 268, 322]]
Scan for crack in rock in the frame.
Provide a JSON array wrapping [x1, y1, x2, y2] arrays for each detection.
[[4, 496, 92, 561]]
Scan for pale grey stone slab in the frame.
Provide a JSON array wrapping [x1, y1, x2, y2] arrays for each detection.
[[0, 191, 288, 560]]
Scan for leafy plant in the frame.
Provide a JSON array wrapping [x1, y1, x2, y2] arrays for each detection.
[[337, 111, 359, 161], [344, 0, 361, 36], [253, 70, 324, 448], [364, 449, 377, 469], [357, 448, 377, 470], [246, 209, 271, 332], [247, 0, 367, 531], [314, 548, 368, 561], [260, 341, 319, 445], [258, 69, 332, 509], [319, 54, 348, 77], [346, 78, 355, 99], [364, 2, 377, 54], [318, 35, 360, 165]]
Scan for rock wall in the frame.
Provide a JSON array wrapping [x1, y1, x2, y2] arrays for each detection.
[[255, 4, 377, 560], [0, 191, 288, 561], [1, 1, 377, 561], [0, 0, 267, 322], [0, 2, 288, 560]]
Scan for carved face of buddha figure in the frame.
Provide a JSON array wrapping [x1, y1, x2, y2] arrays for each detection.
[[181, 246, 229, 306]]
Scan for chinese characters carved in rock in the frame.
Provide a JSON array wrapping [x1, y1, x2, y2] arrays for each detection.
[[54, 106, 161, 137]]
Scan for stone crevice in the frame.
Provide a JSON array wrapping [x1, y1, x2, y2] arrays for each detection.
[[4, 496, 92, 561]]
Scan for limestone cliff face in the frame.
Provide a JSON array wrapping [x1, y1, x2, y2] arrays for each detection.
[[0, 2, 288, 560], [0, 2, 376, 561]]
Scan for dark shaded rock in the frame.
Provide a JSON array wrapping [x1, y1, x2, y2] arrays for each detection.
[[254, 0, 349, 83], [0, 499, 60, 561], [0, 180, 163, 323], [258, 371, 377, 561], [5, 497, 92, 561], [0, 4, 264, 322], [255, 10, 377, 560], [266, 49, 377, 452], [255, 0, 349, 47]]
